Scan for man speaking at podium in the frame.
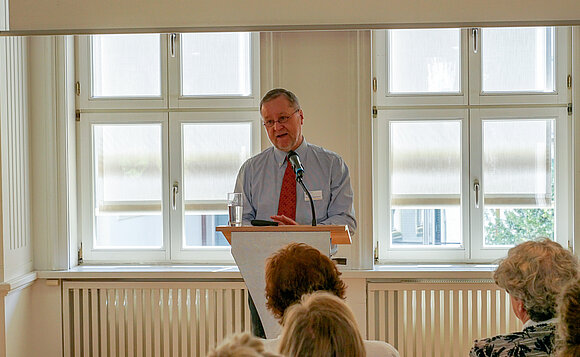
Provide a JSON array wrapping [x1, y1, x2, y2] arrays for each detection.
[[234, 88, 357, 337], [234, 88, 357, 233]]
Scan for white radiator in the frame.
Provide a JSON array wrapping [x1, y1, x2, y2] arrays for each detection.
[[63, 281, 251, 357], [63, 280, 523, 357], [367, 280, 523, 357]]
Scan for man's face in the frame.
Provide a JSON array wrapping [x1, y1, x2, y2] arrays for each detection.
[[261, 95, 304, 152]]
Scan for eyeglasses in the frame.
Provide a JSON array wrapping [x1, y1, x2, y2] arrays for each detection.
[[262, 108, 299, 128]]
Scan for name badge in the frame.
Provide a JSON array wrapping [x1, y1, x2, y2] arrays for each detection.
[[305, 190, 323, 201]]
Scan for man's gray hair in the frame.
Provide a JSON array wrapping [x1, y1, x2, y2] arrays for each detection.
[[260, 88, 300, 111]]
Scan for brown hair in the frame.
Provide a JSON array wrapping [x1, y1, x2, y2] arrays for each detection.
[[265, 242, 346, 320], [493, 238, 579, 321], [207, 332, 281, 357], [278, 291, 366, 357], [556, 278, 580, 357], [259, 88, 300, 111]]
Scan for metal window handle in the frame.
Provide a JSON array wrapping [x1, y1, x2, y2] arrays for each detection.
[[170, 33, 176, 57], [473, 180, 480, 208], [172, 182, 179, 210], [472, 28, 478, 53]]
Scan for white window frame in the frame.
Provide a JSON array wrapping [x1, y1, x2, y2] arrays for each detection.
[[468, 27, 570, 105], [79, 112, 170, 262], [373, 27, 572, 263], [77, 32, 260, 263], [76, 34, 169, 110], [469, 107, 570, 260], [168, 32, 261, 109], [373, 109, 470, 262], [168, 111, 261, 263], [373, 29, 469, 107]]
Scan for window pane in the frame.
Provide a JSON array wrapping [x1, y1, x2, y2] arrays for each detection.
[[93, 124, 163, 248], [390, 120, 462, 246], [392, 208, 461, 246], [91, 34, 161, 98], [388, 29, 461, 94], [482, 119, 555, 245], [184, 214, 230, 247], [181, 33, 252, 96], [481, 27, 555, 93], [183, 122, 252, 247]]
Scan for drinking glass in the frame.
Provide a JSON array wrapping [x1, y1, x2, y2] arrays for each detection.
[[227, 192, 243, 227]]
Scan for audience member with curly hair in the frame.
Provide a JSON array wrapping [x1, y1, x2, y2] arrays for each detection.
[[262, 242, 399, 357], [469, 238, 579, 357], [556, 277, 580, 357], [278, 291, 365, 357], [207, 332, 282, 357], [265, 242, 346, 320]]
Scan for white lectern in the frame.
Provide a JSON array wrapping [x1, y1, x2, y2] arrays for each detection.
[[216, 225, 351, 338]]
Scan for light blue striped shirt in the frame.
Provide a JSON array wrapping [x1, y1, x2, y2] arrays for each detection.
[[234, 138, 356, 235]]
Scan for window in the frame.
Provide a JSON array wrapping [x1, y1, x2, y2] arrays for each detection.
[[77, 33, 260, 263], [373, 27, 571, 262], [91, 34, 162, 98]]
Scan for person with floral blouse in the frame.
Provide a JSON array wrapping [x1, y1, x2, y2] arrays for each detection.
[[470, 238, 579, 357]]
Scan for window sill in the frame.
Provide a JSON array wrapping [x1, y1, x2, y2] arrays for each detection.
[[359, 263, 497, 280], [37, 265, 243, 280], [36, 264, 497, 281]]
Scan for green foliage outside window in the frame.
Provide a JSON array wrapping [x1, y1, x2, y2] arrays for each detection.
[[484, 208, 554, 245]]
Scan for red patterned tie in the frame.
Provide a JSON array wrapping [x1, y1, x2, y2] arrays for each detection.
[[277, 158, 296, 220]]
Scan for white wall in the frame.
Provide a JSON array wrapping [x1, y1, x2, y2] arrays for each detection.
[[0, 37, 32, 282], [4, 280, 62, 357], [29, 36, 76, 271], [261, 31, 373, 268], [0, 0, 7, 31]]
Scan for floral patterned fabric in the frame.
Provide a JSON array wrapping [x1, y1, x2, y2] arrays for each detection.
[[469, 322, 555, 357]]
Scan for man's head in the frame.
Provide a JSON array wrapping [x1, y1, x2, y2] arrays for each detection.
[[260, 88, 304, 152], [493, 238, 579, 322], [265, 242, 346, 320]]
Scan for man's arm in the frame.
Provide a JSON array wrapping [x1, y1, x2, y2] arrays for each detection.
[[319, 156, 357, 234]]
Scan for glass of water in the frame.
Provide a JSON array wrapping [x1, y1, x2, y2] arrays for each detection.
[[227, 192, 243, 227]]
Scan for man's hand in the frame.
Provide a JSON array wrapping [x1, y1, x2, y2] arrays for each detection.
[[270, 215, 298, 225]]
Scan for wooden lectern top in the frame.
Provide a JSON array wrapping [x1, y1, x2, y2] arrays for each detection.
[[216, 225, 351, 245]]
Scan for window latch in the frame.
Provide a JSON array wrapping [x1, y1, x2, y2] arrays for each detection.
[[77, 243, 83, 265], [172, 182, 179, 210], [473, 179, 480, 208], [170, 33, 176, 58], [472, 28, 479, 53]]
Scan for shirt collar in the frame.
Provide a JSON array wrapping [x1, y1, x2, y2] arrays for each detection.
[[523, 317, 557, 329], [273, 137, 308, 168]]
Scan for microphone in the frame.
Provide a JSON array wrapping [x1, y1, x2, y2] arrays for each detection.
[[286, 150, 316, 226], [287, 150, 304, 179]]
